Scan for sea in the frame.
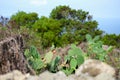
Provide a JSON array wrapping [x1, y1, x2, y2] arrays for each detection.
[[96, 18, 120, 35]]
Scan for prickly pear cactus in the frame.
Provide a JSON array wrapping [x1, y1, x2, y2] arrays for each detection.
[[68, 44, 84, 66], [24, 46, 44, 74], [44, 51, 53, 64], [62, 44, 84, 75], [86, 34, 113, 61], [49, 55, 61, 72]]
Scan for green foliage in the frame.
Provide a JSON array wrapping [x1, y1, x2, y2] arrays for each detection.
[[49, 5, 103, 46], [9, 6, 103, 48], [50, 5, 71, 19], [67, 44, 84, 65], [62, 68, 74, 76], [24, 44, 85, 75], [50, 5, 90, 22], [49, 55, 61, 73], [19, 26, 42, 49], [24, 45, 61, 74], [44, 45, 61, 73], [44, 51, 53, 64], [101, 34, 120, 48], [24, 46, 44, 74], [62, 44, 84, 75], [70, 58, 77, 70], [86, 34, 113, 61], [33, 16, 62, 47], [10, 11, 38, 28]]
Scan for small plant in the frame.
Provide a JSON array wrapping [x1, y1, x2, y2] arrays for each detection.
[[44, 51, 54, 64], [86, 34, 113, 61], [43, 44, 55, 64], [44, 44, 61, 73], [61, 44, 84, 75], [24, 46, 44, 74], [49, 55, 61, 73]]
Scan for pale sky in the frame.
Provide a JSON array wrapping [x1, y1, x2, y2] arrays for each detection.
[[0, 0, 120, 34]]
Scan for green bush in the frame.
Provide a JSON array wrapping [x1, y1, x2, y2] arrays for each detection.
[[101, 34, 120, 48]]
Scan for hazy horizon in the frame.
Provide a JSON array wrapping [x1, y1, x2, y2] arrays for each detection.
[[95, 18, 120, 35]]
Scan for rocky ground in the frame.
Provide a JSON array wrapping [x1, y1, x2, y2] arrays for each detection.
[[0, 59, 117, 80]]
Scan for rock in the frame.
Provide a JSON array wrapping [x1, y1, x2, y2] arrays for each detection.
[[39, 71, 54, 80], [0, 35, 28, 74], [53, 71, 68, 80], [75, 75, 94, 80], [0, 70, 30, 80], [53, 71, 75, 80], [95, 73, 115, 80], [75, 59, 115, 77], [26, 75, 39, 80], [38, 59, 116, 80], [67, 75, 76, 80], [39, 70, 75, 80], [0, 70, 39, 80]]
